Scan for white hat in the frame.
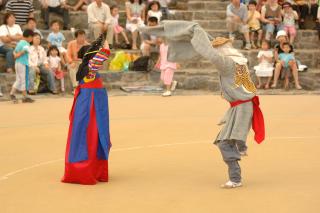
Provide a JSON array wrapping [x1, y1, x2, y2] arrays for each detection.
[[276, 30, 287, 39]]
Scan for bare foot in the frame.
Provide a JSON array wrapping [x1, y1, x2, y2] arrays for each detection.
[[295, 84, 302, 90], [256, 84, 262, 89], [6, 68, 13, 73], [132, 45, 138, 50], [264, 84, 270, 89], [271, 84, 277, 89]]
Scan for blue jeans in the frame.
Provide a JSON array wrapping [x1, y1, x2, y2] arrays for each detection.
[[0, 45, 14, 70]]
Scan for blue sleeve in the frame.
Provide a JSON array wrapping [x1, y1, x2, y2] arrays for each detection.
[[47, 33, 53, 43]]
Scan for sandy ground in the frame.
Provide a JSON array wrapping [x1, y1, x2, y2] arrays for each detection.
[[0, 95, 319, 213]]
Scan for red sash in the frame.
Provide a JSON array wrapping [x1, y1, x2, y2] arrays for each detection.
[[230, 96, 265, 144], [69, 78, 104, 121]]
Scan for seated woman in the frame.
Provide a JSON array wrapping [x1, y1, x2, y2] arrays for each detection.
[[29, 33, 58, 94], [271, 30, 302, 90], [125, 0, 146, 49], [0, 12, 23, 73]]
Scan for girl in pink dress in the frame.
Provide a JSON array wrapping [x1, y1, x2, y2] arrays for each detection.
[[111, 5, 131, 48], [156, 38, 180, 97]]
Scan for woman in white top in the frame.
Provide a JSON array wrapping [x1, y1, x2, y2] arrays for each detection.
[[0, 12, 22, 73], [125, 0, 146, 49], [29, 33, 57, 94]]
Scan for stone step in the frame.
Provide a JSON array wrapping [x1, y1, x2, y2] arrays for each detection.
[[170, 10, 226, 21], [1, 68, 320, 95], [187, 1, 229, 10]]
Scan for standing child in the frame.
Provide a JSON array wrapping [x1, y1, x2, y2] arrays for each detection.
[[110, 5, 131, 49], [9, 29, 34, 103], [278, 42, 295, 89], [156, 38, 179, 97], [281, 2, 298, 44], [48, 46, 65, 93], [254, 40, 274, 89], [47, 20, 68, 68], [247, 1, 263, 48], [147, 1, 162, 22]]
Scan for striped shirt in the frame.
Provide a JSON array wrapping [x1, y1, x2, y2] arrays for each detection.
[[6, 0, 34, 26]]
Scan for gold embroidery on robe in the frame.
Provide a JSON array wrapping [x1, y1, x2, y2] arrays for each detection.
[[234, 64, 257, 93]]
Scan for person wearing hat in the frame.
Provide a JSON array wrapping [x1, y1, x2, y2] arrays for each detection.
[[281, 2, 298, 44], [62, 33, 112, 185], [140, 21, 266, 189], [271, 30, 302, 89]]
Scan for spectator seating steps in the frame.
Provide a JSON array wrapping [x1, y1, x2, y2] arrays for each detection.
[[1, 68, 320, 96]]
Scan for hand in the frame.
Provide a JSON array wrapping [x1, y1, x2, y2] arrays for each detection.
[[70, 62, 76, 69], [176, 64, 181, 69]]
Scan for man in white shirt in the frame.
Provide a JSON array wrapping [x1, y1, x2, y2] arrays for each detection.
[[87, 0, 114, 47], [40, 0, 70, 30]]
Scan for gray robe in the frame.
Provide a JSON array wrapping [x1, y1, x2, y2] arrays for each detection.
[[139, 21, 254, 142]]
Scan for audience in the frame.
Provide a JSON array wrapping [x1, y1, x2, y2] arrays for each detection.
[[247, 1, 263, 48], [254, 40, 274, 89], [29, 33, 57, 94], [48, 45, 65, 93], [282, 2, 298, 44], [278, 42, 296, 89], [147, 1, 162, 22], [0, 12, 23, 74], [67, 30, 89, 93], [87, 0, 114, 47], [110, 5, 131, 49], [46, 20, 68, 68], [292, 0, 308, 29], [10, 29, 34, 103], [5, 0, 34, 26], [272, 30, 302, 90], [40, 0, 70, 30], [261, 0, 282, 41], [72, 0, 93, 11], [125, 0, 146, 50], [226, 0, 252, 50], [141, 16, 158, 56], [25, 18, 44, 39]]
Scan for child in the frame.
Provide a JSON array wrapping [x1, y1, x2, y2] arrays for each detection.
[[48, 46, 65, 93], [46, 20, 68, 68], [281, 2, 298, 44], [278, 42, 295, 89], [254, 40, 274, 89], [148, 0, 171, 19], [147, 1, 162, 22], [156, 38, 179, 97], [110, 5, 131, 49], [10, 29, 34, 103], [247, 1, 263, 48]]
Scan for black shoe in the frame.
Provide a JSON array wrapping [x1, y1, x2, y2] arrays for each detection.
[[22, 97, 35, 103], [10, 94, 18, 104]]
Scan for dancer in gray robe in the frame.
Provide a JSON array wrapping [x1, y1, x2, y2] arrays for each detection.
[[140, 20, 265, 188]]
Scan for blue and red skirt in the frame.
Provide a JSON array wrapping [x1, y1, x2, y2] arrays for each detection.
[[62, 77, 111, 185]]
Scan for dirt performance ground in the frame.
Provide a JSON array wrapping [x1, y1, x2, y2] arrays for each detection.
[[0, 95, 319, 213]]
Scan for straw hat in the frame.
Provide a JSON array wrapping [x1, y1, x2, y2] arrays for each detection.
[[211, 37, 232, 47]]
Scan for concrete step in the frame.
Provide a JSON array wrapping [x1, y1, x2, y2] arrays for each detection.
[[1, 68, 320, 95], [170, 10, 226, 21], [187, 1, 229, 10]]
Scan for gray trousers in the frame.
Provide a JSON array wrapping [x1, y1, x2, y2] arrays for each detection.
[[217, 140, 247, 183]]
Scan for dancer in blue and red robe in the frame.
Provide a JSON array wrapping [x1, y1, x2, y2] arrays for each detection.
[[62, 34, 112, 185]]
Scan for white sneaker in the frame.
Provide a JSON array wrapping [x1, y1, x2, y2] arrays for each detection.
[[162, 91, 172, 97], [0, 91, 3, 97], [220, 180, 242, 189], [171, 81, 178, 91]]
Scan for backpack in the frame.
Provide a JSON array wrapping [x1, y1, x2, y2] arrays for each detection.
[[129, 56, 154, 72]]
